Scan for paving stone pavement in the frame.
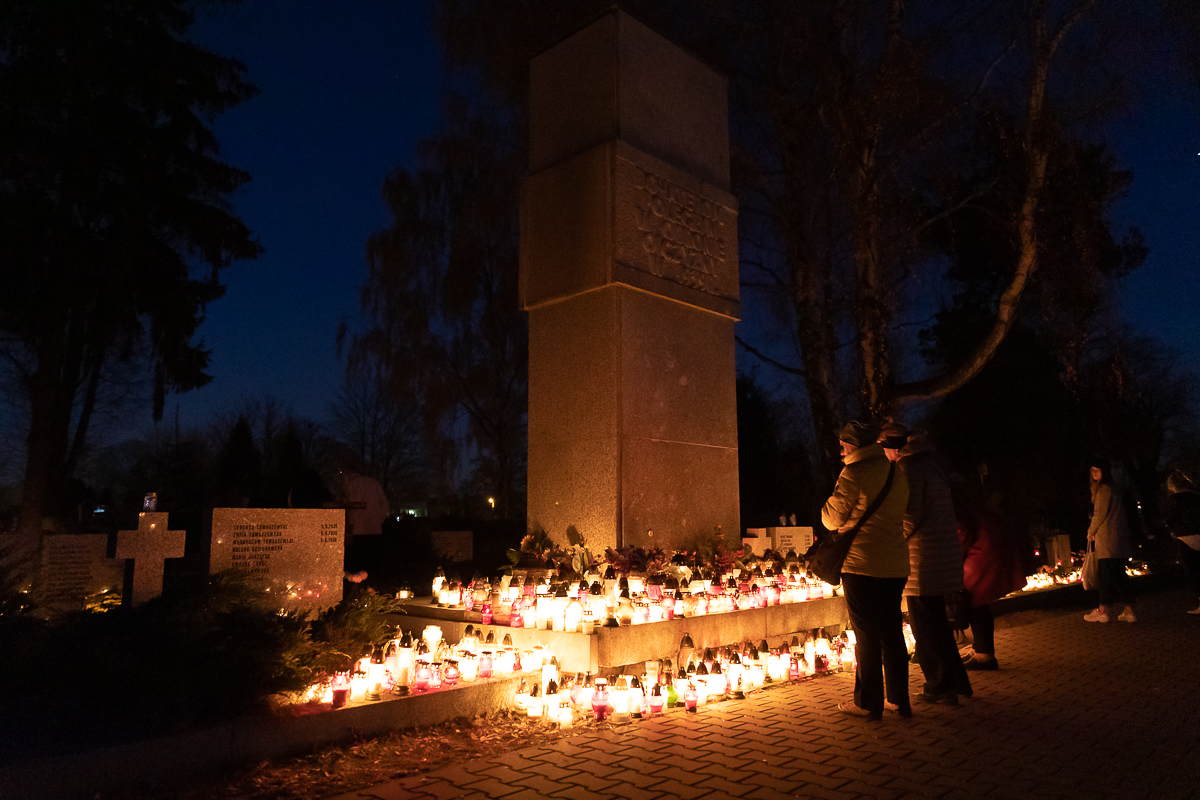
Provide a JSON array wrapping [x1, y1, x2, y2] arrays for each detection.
[[325, 586, 1200, 800]]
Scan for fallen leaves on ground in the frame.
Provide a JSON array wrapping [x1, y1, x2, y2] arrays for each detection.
[[148, 709, 580, 800]]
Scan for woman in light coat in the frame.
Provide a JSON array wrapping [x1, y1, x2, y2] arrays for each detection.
[[1084, 459, 1135, 623], [822, 420, 910, 721]]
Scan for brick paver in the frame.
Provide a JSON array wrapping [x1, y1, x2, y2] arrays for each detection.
[[327, 584, 1200, 799]]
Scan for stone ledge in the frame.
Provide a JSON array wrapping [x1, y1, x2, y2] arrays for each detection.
[[0, 676, 520, 800], [391, 596, 849, 673]]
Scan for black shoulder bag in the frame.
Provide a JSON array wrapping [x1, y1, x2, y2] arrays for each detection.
[[807, 463, 896, 586]]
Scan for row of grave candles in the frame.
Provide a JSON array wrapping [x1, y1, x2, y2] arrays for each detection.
[[516, 629, 858, 727], [303, 621, 855, 711], [310, 624, 543, 707], [428, 563, 840, 633]]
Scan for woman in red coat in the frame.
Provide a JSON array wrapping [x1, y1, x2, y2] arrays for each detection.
[[958, 497, 1031, 670]]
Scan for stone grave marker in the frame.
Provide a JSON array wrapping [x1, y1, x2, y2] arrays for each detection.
[[431, 530, 473, 563], [115, 512, 186, 606], [210, 508, 343, 612], [743, 528, 770, 558], [769, 526, 814, 555], [39, 534, 123, 612]]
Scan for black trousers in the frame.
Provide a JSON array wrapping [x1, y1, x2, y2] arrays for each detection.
[[842, 573, 909, 714], [907, 594, 972, 696], [1097, 558, 1133, 607], [970, 604, 995, 656]]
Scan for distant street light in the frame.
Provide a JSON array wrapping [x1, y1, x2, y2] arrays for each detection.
[[488, 497, 495, 509]]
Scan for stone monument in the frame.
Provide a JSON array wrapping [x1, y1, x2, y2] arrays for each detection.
[[115, 512, 186, 606], [38, 533, 123, 612], [210, 508, 344, 612], [522, 9, 740, 553]]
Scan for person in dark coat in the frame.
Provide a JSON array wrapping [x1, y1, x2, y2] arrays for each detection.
[[958, 494, 1030, 670], [1165, 470, 1200, 615], [882, 424, 971, 703]]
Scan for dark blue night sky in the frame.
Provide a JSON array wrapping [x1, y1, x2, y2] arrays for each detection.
[[178, 0, 441, 427], [177, 1, 1199, 432]]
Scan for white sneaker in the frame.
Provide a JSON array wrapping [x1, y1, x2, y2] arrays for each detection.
[[1118, 608, 1136, 623], [1187, 605, 1200, 615], [1084, 609, 1110, 623]]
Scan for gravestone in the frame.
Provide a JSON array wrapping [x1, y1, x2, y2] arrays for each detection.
[[39, 534, 123, 612], [116, 512, 186, 606], [769, 526, 814, 555], [522, 9, 740, 554], [743, 528, 770, 558], [210, 508, 343, 612], [431, 530, 473, 563]]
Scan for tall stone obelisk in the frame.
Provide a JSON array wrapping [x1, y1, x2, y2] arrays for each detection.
[[522, 10, 740, 553]]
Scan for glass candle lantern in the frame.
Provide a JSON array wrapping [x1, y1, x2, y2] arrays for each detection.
[[525, 681, 544, 719], [648, 683, 665, 715], [367, 645, 387, 700], [443, 659, 460, 686], [684, 682, 699, 713], [591, 678, 610, 720], [431, 566, 445, 601], [460, 653, 479, 682], [629, 676, 645, 718], [414, 661, 432, 692], [331, 671, 351, 709], [514, 677, 529, 711], [610, 675, 630, 718], [564, 597, 583, 633], [479, 651, 494, 679]]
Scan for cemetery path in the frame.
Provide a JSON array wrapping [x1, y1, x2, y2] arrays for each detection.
[[318, 585, 1200, 800]]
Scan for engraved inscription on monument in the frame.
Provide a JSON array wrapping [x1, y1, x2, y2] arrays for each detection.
[[210, 508, 344, 612], [615, 154, 738, 304], [40, 534, 122, 611]]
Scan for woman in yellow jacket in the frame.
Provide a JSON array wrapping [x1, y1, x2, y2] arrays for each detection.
[[822, 420, 911, 721]]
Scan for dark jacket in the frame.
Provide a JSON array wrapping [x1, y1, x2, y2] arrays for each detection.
[[898, 444, 963, 597], [1166, 490, 1200, 550]]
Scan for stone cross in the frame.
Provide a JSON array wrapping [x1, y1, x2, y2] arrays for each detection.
[[116, 512, 186, 606]]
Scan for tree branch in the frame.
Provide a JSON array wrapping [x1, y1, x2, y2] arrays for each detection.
[[736, 336, 806, 377]]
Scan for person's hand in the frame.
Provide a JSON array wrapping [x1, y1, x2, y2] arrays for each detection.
[[1087, 532, 1095, 542]]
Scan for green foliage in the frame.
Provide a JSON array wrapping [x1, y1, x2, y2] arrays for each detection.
[[0, 573, 403, 761], [695, 527, 746, 575], [506, 528, 596, 579], [1, 0, 261, 538]]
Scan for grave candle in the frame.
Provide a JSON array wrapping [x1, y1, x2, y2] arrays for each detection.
[[431, 566, 445, 600], [564, 597, 584, 632], [414, 662, 431, 692], [591, 678, 610, 720], [331, 671, 351, 709], [684, 682, 698, 713], [367, 645, 386, 700], [648, 683, 665, 715], [526, 683, 543, 718], [460, 653, 478, 682], [557, 700, 573, 728], [629, 676, 645, 719]]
